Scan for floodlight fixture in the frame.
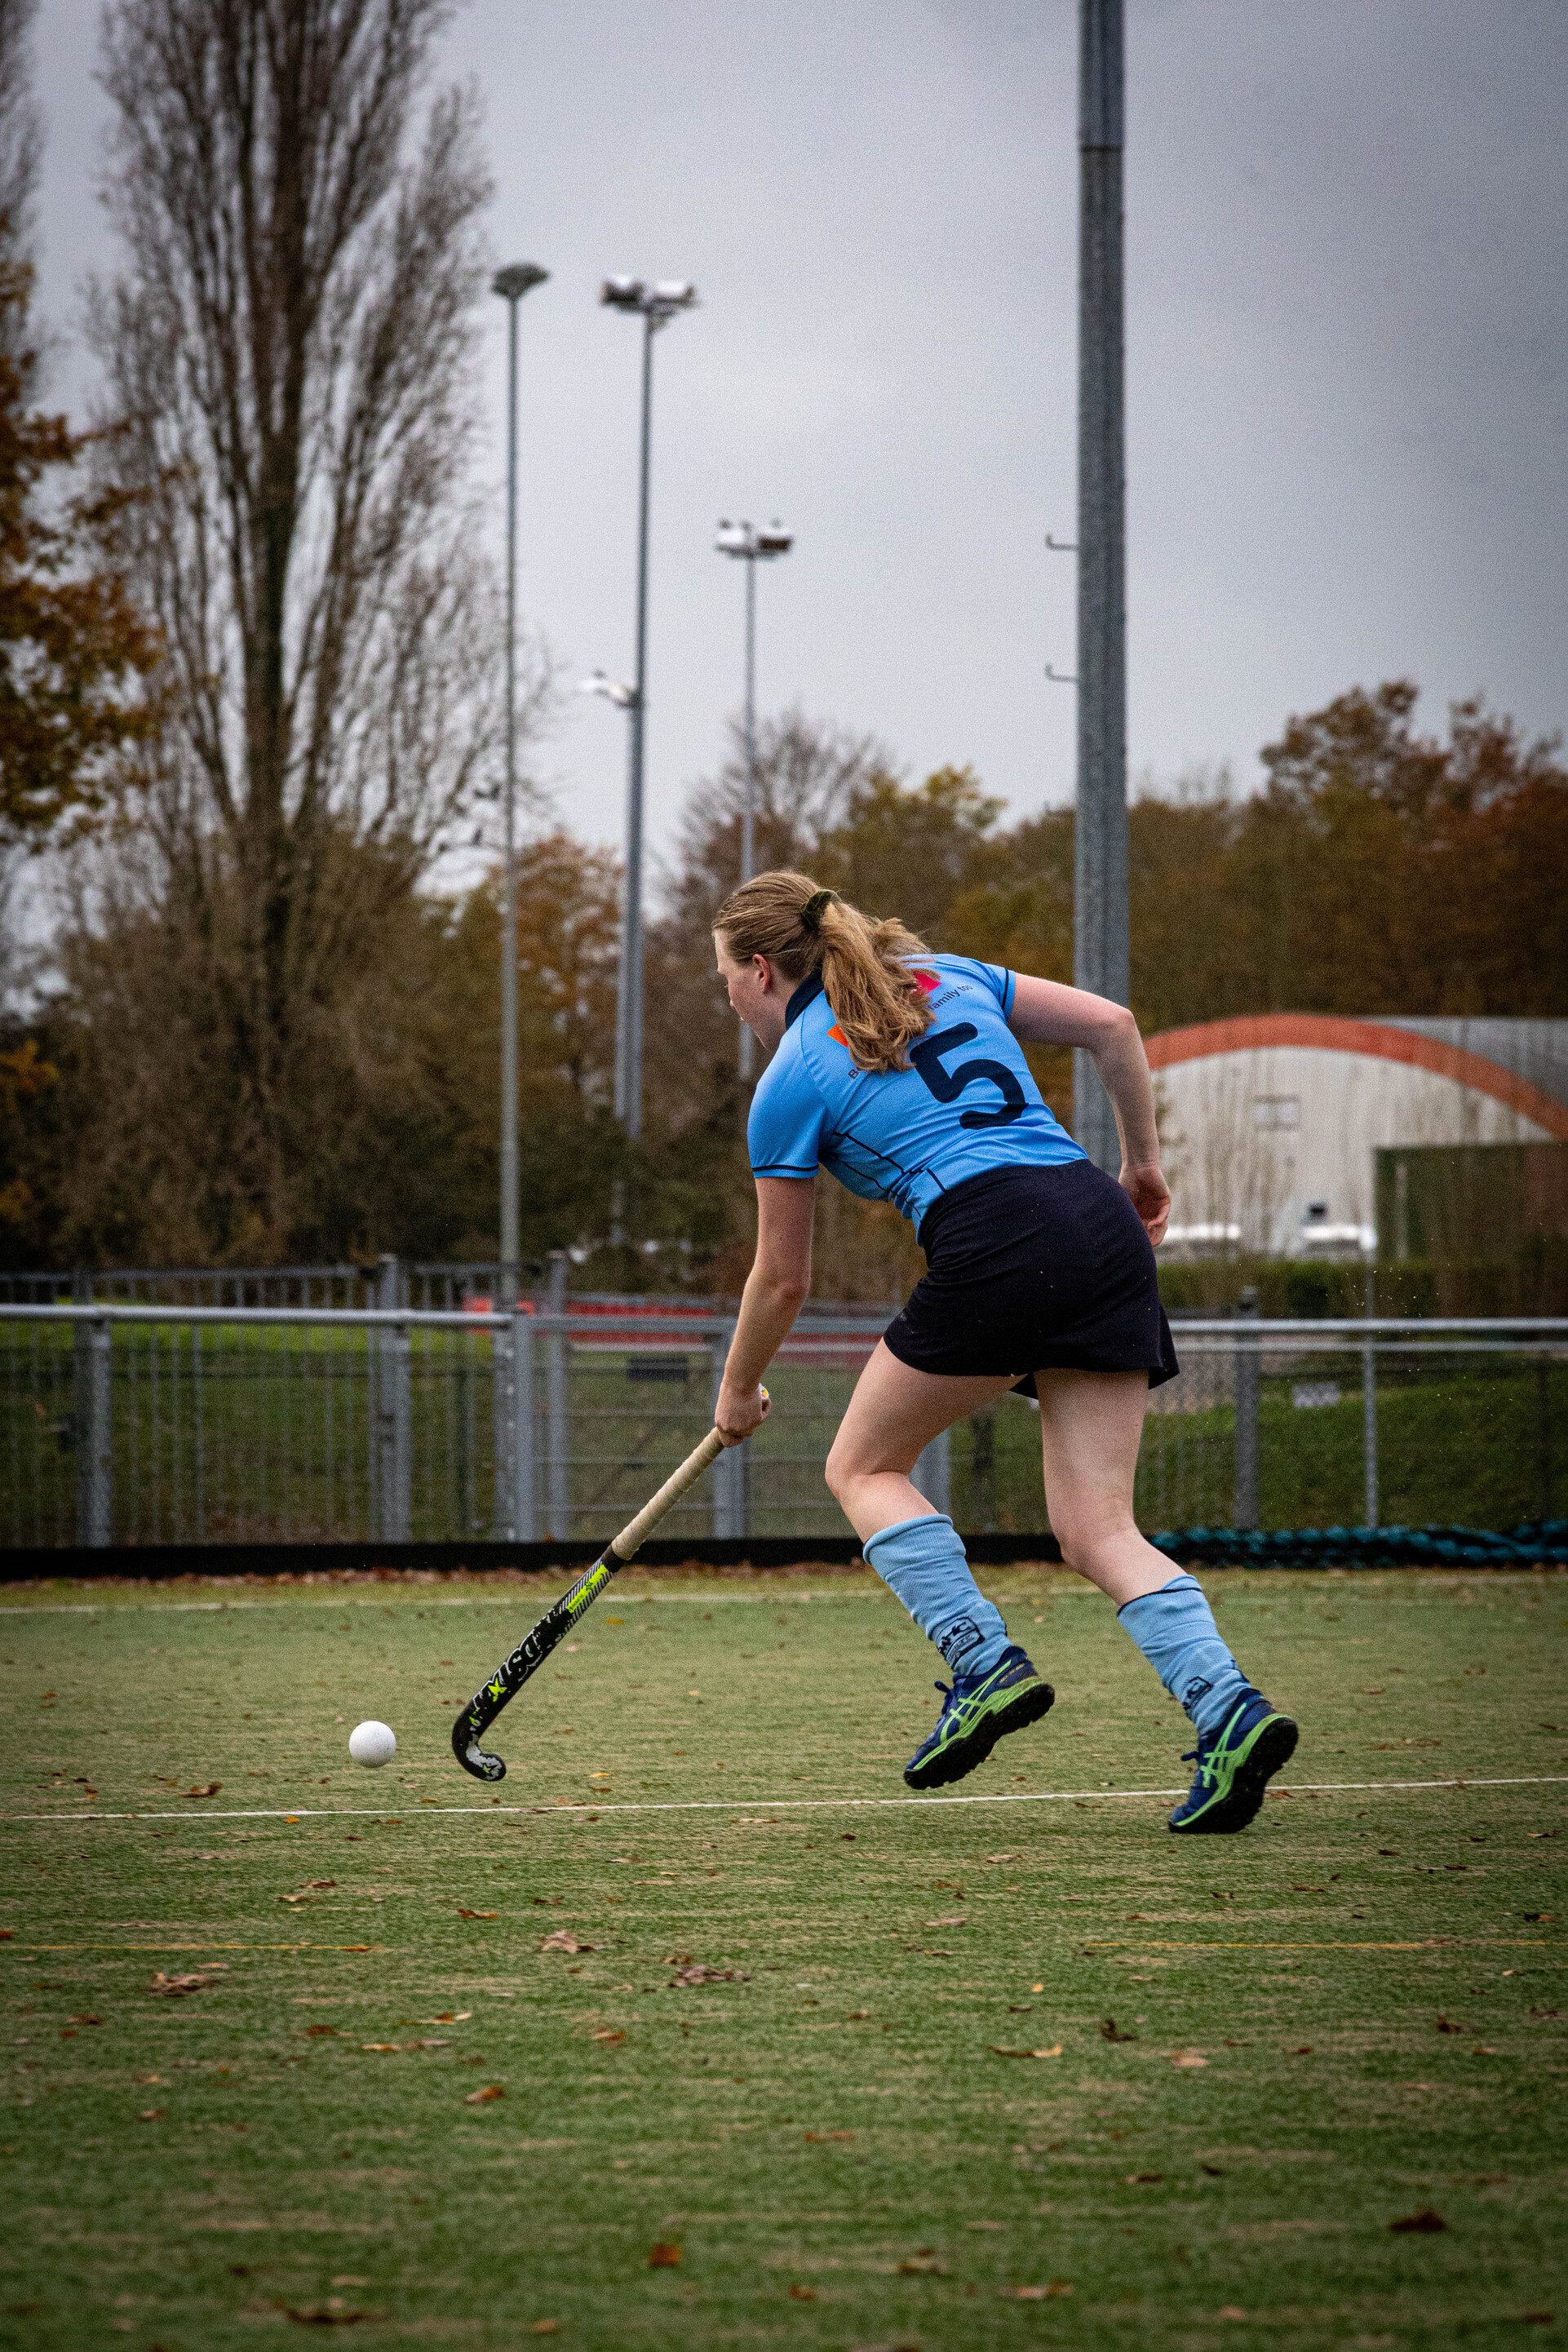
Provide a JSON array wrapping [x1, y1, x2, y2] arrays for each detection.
[[493, 261, 549, 303], [581, 669, 639, 711]]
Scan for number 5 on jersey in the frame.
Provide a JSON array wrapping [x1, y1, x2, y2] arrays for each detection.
[[910, 1023, 1025, 1128]]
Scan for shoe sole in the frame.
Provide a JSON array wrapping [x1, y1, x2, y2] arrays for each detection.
[[903, 1677, 1056, 1792], [1168, 1713, 1299, 1835]]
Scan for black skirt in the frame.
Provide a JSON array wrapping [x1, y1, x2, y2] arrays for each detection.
[[883, 1160, 1179, 1393]]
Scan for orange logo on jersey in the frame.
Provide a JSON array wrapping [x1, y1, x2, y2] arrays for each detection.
[[826, 973, 937, 1050]]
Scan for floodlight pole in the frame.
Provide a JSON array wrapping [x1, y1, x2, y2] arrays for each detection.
[[615, 308, 655, 1140], [715, 520, 793, 1082], [1072, 0, 1129, 1174], [493, 261, 549, 1291], [601, 279, 697, 1139]]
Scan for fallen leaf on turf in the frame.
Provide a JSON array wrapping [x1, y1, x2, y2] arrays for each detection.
[[1473, 2045, 1499, 2055], [283, 2301, 383, 2324], [988, 2044, 1063, 2059], [1127, 2172, 1163, 2184], [647, 2243, 680, 2268], [138, 2107, 165, 2120], [1200, 2163, 1225, 2177], [148, 1967, 226, 1997], [1220, 2307, 1247, 2321], [464, 2084, 504, 2104], [183, 1783, 222, 1799], [804, 2130, 854, 2142], [1436, 2015, 1461, 2032], [405, 2013, 472, 2025], [529, 2324, 560, 2336], [591, 2029, 625, 2044], [669, 1961, 745, 1986], [1389, 2208, 1446, 2233], [458, 1909, 498, 1920], [788, 2283, 815, 2300], [305, 2026, 337, 2038], [898, 2257, 947, 2274], [1003, 2283, 1071, 2299], [1171, 2049, 1208, 2068], [1100, 2018, 1136, 2041], [539, 1929, 587, 1953], [925, 1914, 967, 1927], [361, 2044, 400, 2053]]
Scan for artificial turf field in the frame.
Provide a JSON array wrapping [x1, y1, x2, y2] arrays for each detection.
[[2, 1565, 1565, 2352]]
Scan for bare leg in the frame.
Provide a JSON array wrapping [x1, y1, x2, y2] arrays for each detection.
[[1034, 1367, 1178, 1607], [825, 1342, 1017, 1543]]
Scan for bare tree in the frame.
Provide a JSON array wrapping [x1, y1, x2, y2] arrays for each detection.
[[0, 0, 42, 263], [667, 706, 897, 935], [86, 0, 540, 1244]]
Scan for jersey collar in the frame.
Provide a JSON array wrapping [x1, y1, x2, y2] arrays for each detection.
[[784, 971, 825, 1030]]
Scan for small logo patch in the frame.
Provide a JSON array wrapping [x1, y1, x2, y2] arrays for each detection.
[[1182, 1676, 1213, 1710], [939, 1618, 983, 1666]]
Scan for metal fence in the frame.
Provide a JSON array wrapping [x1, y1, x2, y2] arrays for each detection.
[[0, 1301, 1563, 1550], [0, 1257, 720, 1314]]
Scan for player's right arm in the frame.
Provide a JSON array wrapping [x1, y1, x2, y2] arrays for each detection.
[[715, 1176, 814, 1444], [1005, 972, 1171, 1243]]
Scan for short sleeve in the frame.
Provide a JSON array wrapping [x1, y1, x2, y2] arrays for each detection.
[[936, 955, 1014, 1019], [747, 1047, 827, 1179]]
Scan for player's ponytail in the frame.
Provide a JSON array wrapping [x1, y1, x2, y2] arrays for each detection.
[[713, 870, 935, 1074]]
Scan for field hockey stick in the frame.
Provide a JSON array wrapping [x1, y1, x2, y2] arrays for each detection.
[[450, 1401, 763, 1783]]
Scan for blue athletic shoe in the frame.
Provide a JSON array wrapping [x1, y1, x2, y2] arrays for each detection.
[[903, 1644, 1055, 1791], [1168, 1690, 1298, 1834]]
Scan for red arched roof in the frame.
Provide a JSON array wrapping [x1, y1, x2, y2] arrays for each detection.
[[1144, 1013, 1568, 1142]]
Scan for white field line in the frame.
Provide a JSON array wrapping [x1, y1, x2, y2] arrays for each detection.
[[9, 1773, 1566, 1825]]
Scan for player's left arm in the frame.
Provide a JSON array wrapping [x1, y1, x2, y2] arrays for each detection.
[[1005, 973, 1171, 1243], [715, 1176, 816, 1443]]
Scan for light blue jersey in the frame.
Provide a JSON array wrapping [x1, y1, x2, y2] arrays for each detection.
[[746, 954, 1084, 1237]]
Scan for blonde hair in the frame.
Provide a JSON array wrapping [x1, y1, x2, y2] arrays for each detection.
[[714, 870, 934, 1074]]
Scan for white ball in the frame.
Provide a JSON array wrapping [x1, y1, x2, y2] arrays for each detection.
[[348, 1719, 396, 1768]]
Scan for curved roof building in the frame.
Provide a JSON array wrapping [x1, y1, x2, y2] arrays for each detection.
[[1144, 1016, 1568, 1256]]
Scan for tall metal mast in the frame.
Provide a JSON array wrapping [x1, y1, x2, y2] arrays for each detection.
[[1072, 0, 1129, 1172]]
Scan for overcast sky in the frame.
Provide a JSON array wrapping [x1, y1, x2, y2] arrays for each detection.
[[27, 0, 1568, 881]]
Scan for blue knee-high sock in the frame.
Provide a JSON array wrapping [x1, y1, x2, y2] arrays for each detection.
[[863, 1513, 1010, 1681], [1117, 1572, 1254, 1739]]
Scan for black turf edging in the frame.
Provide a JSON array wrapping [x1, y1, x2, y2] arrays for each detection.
[[3, 1528, 1566, 1583], [0, 1535, 918, 1581]]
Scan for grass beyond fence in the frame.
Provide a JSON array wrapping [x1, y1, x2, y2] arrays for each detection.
[[2, 1565, 1565, 2350], [3, 1321, 1565, 1547]]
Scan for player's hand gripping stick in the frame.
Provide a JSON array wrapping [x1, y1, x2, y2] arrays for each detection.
[[450, 1401, 763, 1783]]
